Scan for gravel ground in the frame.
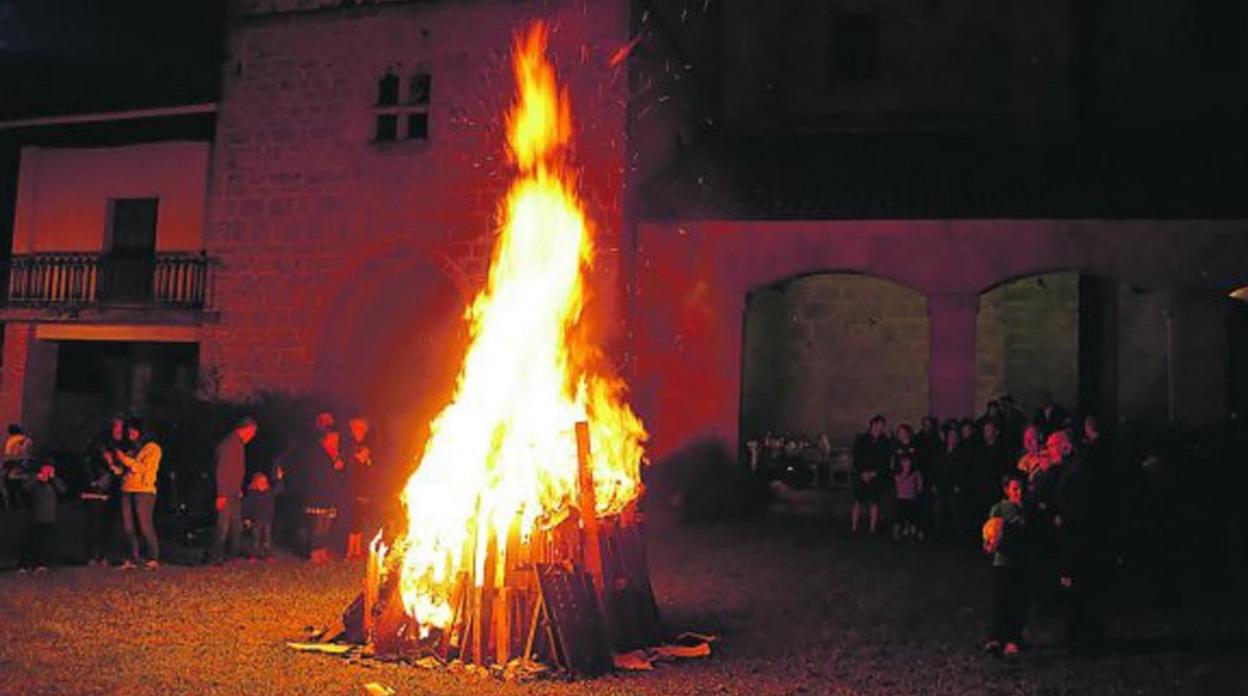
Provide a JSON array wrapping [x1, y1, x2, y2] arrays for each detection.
[[1, 510, 1245, 696]]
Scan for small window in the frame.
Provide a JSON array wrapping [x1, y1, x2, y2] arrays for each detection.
[[377, 73, 400, 106], [829, 11, 880, 83], [372, 69, 431, 144], [407, 113, 428, 140], [408, 73, 431, 105], [375, 114, 398, 142]]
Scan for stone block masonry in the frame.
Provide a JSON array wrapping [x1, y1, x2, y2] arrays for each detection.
[[204, 0, 629, 403]]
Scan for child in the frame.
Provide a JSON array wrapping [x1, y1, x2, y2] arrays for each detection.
[[982, 471, 1029, 658], [243, 467, 284, 560], [893, 454, 924, 541], [19, 461, 66, 572]]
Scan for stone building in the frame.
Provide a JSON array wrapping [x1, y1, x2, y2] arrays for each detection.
[[1, 0, 1246, 462]]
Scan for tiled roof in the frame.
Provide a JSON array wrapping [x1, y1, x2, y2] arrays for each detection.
[[637, 132, 1248, 221]]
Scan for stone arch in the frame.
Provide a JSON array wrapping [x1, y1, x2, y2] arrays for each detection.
[[974, 270, 1082, 419], [312, 248, 469, 460], [741, 270, 930, 448], [972, 267, 1223, 433]]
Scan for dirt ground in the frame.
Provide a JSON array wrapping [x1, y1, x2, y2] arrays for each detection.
[[1, 508, 1244, 696]]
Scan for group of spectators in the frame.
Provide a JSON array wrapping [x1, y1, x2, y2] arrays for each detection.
[[1, 408, 391, 572], [848, 395, 1118, 658]]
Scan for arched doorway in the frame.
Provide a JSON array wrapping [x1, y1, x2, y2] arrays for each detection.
[[974, 271, 1230, 433], [313, 253, 468, 465], [974, 272, 1081, 420], [741, 273, 929, 449]]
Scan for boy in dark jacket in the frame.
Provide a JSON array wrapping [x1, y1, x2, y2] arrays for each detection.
[[982, 471, 1029, 658], [243, 468, 284, 560], [20, 461, 66, 571]]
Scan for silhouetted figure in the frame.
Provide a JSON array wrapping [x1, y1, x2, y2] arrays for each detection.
[[212, 416, 257, 565], [19, 461, 65, 572], [1057, 416, 1117, 655], [851, 415, 891, 534]]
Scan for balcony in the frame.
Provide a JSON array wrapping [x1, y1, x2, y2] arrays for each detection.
[[1, 251, 217, 325]]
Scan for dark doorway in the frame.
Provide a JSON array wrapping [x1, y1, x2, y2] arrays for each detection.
[[50, 340, 198, 451], [99, 198, 158, 303]]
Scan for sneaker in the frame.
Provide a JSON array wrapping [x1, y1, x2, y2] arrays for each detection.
[[17, 567, 28, 574], [33, 566, 48, 573], [1003, 643, 1020, 658], [982, 639, 1002, 654], [143, 560, 159, 570], [118, 560, 137, 570]]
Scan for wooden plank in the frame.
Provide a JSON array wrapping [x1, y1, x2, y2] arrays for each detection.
[[494, 587, 512, 664], [575, 421, 605, 603]]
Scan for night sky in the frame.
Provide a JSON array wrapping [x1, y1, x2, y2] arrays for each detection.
[[0, 0, 225, 119]]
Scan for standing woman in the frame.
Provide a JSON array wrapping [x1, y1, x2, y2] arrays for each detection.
[[344, 415, 380, 559], [306, 425, 346, 564], [116, 418, 161, 570]]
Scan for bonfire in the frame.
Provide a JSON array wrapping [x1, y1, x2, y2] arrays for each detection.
[[334, 21, 689, 677]]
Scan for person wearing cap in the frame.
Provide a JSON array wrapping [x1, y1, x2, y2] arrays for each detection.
[[115, 418, 162, 570], [212, 416, 258, 565]]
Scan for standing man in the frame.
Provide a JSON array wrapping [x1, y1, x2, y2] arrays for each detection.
[[851, 415, 892, 534], [213, 416, 258, 565]]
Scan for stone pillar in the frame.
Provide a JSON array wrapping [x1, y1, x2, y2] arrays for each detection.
[[928, 293, 979, 420], [23, 335, 58, 445], [0, 323, 34, 429], [0, 323, 58, 443], [1169, 295, 1229, 428]]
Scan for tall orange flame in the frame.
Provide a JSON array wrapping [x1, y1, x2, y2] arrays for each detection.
[[397, 22, 647, 634]]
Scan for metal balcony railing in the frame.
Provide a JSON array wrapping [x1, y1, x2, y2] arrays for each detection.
[[5, 251, 214, 309]]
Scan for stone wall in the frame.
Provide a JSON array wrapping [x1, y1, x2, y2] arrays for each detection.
[[203, 0, 629, 408], [975, 273, 1079, 416], [742, 274, 928, 446]]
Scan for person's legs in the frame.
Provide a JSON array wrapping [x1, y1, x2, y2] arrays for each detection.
[[306, 512, 328, 561], [226, 497, 243, 558], [121, 493, 141, 563], [135, 493, 159, 563], [32, 521, 52, 568], [257, 520, 272, 558], [84, 500, 104, 563], [212, 498, 233, 562], [1004, 565, 1028, 648], [18, 518, 37, 569], [987, 565, 1008, 650]]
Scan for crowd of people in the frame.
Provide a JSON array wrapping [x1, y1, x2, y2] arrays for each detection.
[[0, 408, 391, 572], [846, 395, 1119, 659]]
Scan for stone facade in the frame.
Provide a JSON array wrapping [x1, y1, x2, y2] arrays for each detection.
[[203, 0, 629, 424], [631, 220, 1248, 459]]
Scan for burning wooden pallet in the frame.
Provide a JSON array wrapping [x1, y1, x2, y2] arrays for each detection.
[[343, 423, 663, 676]]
